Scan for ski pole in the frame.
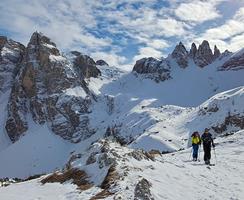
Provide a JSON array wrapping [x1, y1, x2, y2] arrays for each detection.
[[214, 147, 217, 165], [198, 145, 201, 162], [189, 147, 193, 161]]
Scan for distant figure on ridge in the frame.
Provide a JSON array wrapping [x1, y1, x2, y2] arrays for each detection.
[[191, 131, 201, 161], [201, 128, 215, 165]]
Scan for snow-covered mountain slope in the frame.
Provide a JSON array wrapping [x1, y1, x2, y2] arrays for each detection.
[[0, 76, 243, 180], [1, 130, 243, 200], [0, 32, 244, 199]]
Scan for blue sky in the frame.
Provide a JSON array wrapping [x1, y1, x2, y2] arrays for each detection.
[[0, 0, 244, 70]]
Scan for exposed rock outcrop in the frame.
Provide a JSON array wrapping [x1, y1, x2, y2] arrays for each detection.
[[0, 36, 25, 93], [220, 49, 244, 71], [96, 59, 109, 66], [134, 178, 154, 200], [5, 32, 97, 142], [132, 57, 171, 82], [171, 42, 188, 68], [71, 51, 101, 78], [189, 43, 197, 58], [212, 114, 244, 133], [213, 45, 221, 60], [194, 40, 214, 67]]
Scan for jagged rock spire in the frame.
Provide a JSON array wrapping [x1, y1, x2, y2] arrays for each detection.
[[29, 32, 56, 47], [189, 43, 197, 58], [194, 40, 214, 67], [213, 45, 221, 60], [171, 42, 188, 68]]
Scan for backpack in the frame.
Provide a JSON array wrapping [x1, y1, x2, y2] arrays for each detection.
[[191, 132, 201, 144], [202, 133, 212, 144]]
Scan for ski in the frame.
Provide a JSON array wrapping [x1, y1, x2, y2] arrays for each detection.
[[206, 164, 215, 169]]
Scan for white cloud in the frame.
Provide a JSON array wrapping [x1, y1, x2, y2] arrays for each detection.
[[131, 46, 164, 66], [175, 1, 221, 23], [0, 0, 244, 70], [91, 51, 127, 67], [228, 33, 244, 52], [191, 7, 244, 52], [202, 7, 244, 41]]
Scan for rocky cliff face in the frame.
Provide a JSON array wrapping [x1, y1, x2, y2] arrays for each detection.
[[70, 51, 101, 78], [171, 42, 188, 68], [0, 36, 25, 93], [220, 49, 244, 71], [132, 57, 171, 82], [193, 40, 215, 67], [189, 43, 197, 58], [4, 32, 101, 142]]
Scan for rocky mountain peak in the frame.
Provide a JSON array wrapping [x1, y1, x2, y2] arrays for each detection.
[[213, 45, 221, 60], [29, 32, 56, 47], [189, 42, 197, 58], [194, 40, 214, 67], [28, 31, 60, 57], [172, 42, 188, 56], [171, 42, 188, 68], [198, 40, 213, 56], [5, 32, 99, 143]]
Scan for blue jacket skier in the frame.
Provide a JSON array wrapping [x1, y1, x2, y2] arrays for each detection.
[[191, 131, 201, 161]]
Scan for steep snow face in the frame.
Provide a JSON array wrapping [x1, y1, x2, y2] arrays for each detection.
[[187, 87, 244, 138], [0, 119, 103, 178], [0, 123, 70, 178], [87, 65, 244, 152]]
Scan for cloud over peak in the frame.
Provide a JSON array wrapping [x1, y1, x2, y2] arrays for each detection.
[[0, 0, 243, 70]]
